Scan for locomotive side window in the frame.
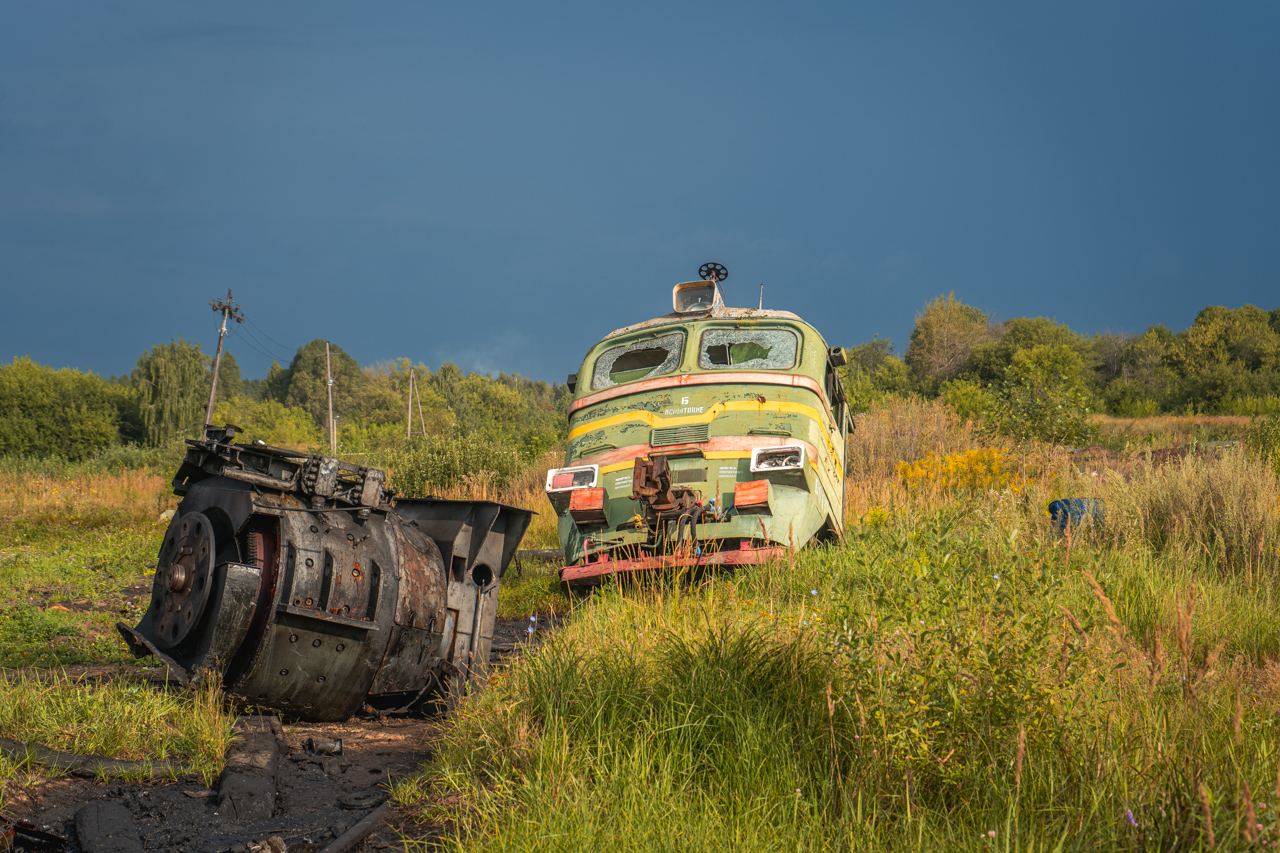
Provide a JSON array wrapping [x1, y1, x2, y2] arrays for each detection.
[[592, 332, 685, 389], [698, 328, 798, 370]]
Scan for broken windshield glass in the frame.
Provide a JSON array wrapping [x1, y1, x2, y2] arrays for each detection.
[[698, 328, 798, 370], [592, 332, 685, 390]]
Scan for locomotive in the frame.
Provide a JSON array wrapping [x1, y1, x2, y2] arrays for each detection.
[[546, 264, 850, 586]]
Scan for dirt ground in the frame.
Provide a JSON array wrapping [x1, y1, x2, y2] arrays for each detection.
[[4, 617, 559, 852]]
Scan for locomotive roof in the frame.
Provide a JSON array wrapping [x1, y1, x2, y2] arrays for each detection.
[[603, 307, 809, 341]]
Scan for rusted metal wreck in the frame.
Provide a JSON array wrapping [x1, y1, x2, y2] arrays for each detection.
[[118, 426, 531, 722]]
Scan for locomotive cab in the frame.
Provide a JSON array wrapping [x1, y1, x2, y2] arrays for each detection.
[[547, 264, 849, 586]]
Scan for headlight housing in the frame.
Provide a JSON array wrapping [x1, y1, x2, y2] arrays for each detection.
[[749, 445, 805, 473], [545, 464, 599, 492]]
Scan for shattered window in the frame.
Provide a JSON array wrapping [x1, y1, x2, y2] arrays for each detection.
[[698, 328, 798, 370], [592, 332, 685, 390]]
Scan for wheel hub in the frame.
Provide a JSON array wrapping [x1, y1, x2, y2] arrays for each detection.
[[151, 511, 215, 648]]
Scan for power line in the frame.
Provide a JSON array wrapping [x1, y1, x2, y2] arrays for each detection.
[[227, 326, 280, 363], [236, 321, 292, 361], [205, 290, 244, 429], [244, 314, 293, 353]]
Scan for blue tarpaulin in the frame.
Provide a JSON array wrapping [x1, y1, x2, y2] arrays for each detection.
[[1048, 498, 1104, 532]]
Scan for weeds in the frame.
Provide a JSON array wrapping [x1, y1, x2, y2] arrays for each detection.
[[0, 672, 234, 808], [403, 403, 1280, 851], [1103, 450, 1280, 580]]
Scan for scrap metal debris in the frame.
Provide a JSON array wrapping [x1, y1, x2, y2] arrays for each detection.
[[118, 426, 532, 722]]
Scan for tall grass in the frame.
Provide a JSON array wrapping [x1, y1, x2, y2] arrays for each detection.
[[0, 463, 174, 528], [1090, 414, 1251, 450], [1102, 451, 1280, 581], [0, 672, 234, 808], [845, 397, 981, 517], [402, 513, 1280, 851], [400, 400, 1280, 852]]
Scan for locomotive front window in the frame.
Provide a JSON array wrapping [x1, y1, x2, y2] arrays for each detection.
[[698, 328, 798, 370], [592, 332, 685, 389]]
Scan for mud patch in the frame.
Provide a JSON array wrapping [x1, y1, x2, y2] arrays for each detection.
[[8, 616, 562, 851], [19, 717, 438, 852]]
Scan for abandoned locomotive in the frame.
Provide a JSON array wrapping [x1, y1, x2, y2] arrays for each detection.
[[547, 263, 850, 586]]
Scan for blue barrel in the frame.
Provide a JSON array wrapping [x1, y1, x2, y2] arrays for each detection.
[[1048, 498, 1104, 532]]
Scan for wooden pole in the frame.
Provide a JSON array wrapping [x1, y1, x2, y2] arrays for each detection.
[[204, 289, 242, 433], [325, 341, 336, 453], [415, 371, 428, 436], [405, 369, 414, 440]]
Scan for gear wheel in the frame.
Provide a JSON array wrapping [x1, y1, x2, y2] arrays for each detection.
[[698, 262, 728, 282]]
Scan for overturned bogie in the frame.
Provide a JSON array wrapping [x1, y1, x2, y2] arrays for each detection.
[[119, 429, 531, 722]]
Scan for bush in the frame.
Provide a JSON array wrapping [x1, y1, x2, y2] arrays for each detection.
[[981, 355, 1095, 446], [0, 357, 124, 460], [378, 433, 522, 496], [1245, 413, 1280, 479], [939, 378, 990, 423], [212, 397, 324, 449]]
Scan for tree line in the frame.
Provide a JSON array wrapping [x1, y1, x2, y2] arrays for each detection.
[[0, 339, 569, 461], [839, 296, 1280, 443], [5, 296, 1279, 461]]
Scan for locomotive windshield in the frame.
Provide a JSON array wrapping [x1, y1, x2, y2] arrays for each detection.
[[592, 331, 685, 389], [698, 327, 798, 370]]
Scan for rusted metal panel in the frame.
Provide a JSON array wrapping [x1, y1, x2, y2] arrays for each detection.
[[560, 544, 787, 585], [568, 488, 607, 525], [119, 427, 532, 721]]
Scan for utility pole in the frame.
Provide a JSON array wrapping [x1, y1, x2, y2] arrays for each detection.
[[414, 371, 428, 437], [405, 369, 414, 440], [205, 289, 244, 432], [405, 369, 429, 439], [325, 341, 336, 453]]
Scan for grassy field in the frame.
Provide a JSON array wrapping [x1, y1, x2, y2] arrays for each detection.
[[4, 409, 1278, 850], [394, 402, 1280, 851], [0, 446, 562, 810], [0, 458, 232, 810]]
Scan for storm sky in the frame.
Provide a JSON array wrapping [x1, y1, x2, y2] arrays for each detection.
[[3, 2, 1278, 382]]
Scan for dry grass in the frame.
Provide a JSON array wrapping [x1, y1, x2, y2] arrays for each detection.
[[1101, 450, 1280, 581], [848, 397, 980, 479], [1092, 413, 1252, 449], [0, 466, 174, 527], [845, 397, 985, 517]]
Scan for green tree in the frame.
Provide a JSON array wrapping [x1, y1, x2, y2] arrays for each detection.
[[212, 397, 324, 448], [962, 317, 1088, 387], [982, 351, 1094, 446], [904, 293, 990, 391], [1165, 305, 1280, 411], [264, 360, 289, 402], [131, 339, 210, 446], [0, 357, 122, 459], [274, 340, 370, 430], [214, 351, 244, 403]]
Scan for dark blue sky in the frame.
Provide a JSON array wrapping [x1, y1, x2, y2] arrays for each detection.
[[3, 2, 1278, 383]]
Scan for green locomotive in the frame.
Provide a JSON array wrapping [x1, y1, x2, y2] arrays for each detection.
[[546, 264, 850, 586]]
